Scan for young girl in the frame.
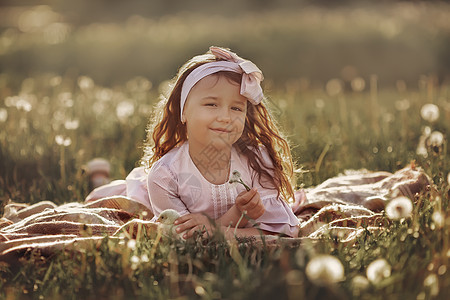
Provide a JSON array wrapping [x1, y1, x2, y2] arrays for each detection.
[[86, 47, 300, 238]]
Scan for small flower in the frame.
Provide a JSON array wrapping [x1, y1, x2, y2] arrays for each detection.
[[228, 170, 250, 191], [420, 104, 439, 122], [385, 196, 413, 220], [366, 259, 391, 284], [305, 255, 345, 285]]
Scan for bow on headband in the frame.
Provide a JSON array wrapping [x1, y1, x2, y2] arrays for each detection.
[[180, 46, 264, 119]]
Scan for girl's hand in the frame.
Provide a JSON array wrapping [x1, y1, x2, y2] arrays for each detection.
[[235, 188, 265, 220], [173, 213, 215, 239]]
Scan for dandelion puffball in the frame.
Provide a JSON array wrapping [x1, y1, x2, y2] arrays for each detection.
[[305, 255, 345, 284], [366, 258, 391, 284], [385, 196, 413, 220], [156, 209, 185, 240], [420, 104, 439, 122], [428, 131, 444, 147]]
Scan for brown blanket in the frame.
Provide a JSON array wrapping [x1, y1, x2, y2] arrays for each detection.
[[0, 165, 429, 261]]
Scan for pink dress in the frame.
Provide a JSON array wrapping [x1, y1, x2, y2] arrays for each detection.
[[86, 142, 299, 237], [147, 142, 299, 237]]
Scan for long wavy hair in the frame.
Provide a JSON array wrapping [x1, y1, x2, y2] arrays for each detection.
[[141, 50, 295, 202]]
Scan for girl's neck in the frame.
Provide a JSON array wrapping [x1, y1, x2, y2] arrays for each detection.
[[188, 141, 232, 185]]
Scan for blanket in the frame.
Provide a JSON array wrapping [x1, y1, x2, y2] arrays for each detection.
[[0, 164, 430, 262]]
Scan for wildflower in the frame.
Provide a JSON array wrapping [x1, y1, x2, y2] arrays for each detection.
[[305, 255, 345, 284], [55, 135, 71, 147], [228, 170, 250, 191], [428, 131, 444, 147], [385, 196, 413, 220], [366, 259, 391, 284], [420, 104, 439, 122], [0, 108, 7, 122], [424, 273, 439, 297], [141, 254, 149, 263], [432, 211, 444, 228]]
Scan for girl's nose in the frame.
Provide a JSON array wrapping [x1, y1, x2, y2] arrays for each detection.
[[217, 107, 232, 122]]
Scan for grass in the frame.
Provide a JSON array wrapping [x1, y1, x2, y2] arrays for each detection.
[[0, 71, 448, 299]]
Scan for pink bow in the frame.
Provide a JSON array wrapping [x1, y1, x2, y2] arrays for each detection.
[[210, 46, 264, 105]]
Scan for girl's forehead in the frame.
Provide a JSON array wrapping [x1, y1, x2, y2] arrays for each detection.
[[192, 73, 240, 90]]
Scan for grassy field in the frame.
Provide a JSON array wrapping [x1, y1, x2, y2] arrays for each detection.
[[0, 1, 449, 299], [0, 72, 448, 299]]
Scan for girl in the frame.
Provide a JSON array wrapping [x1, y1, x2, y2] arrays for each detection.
[[86, 46, 300, 239], [143, 47, 299, 239]]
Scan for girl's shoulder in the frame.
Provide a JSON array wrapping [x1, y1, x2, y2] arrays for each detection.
[[149, 143, 188, 172]]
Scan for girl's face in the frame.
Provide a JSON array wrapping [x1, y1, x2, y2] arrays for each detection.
[[182, 74, 247, 150]]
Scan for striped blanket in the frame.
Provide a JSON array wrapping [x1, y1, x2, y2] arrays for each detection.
[[0, 164, 429, 261]]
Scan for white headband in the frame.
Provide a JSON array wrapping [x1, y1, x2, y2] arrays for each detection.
[[180, 46, 264, 119]]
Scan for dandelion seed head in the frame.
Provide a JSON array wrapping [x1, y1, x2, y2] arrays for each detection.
[[428, 131, 444, 147], [423, 126, 431, 136], [366, 258, 391, 284], [352, 275, 369, 291], [385, 196, 413, 220], [432, 211, 444, 228], [55, 135, 71, 147], [78, 76, 94, 90], [395, 99, 410, 111], [325, 79, 343, 97], [116, 100, 135, 121], [305, 255, 345, 284], [420, 104, 439, 122], [127, 239, 136, 250], [64, 119, 79, 130], [351, 77, 365, 92], [315, 98, 325, 109], [423, 273, 439, 296], [229, 170, 242, 184], [0, 108, 7, 122], [16, 98, 32, 112], [141, 254, 149, 263]]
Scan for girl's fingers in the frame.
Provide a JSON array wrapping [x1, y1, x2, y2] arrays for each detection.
[[236, 188, 257, 205]]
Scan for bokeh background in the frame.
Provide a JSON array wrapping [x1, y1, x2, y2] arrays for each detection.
[[1, 0, 450, 88], [0, 0, 449, 202]]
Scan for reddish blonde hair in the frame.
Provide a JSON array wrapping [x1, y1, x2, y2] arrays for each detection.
[[141, 50, 295, 201]]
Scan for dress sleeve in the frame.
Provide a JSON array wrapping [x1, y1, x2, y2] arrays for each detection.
[[147, 162, 190, 218], [249, 146, 300, 237]]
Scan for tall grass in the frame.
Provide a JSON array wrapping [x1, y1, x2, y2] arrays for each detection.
[[0, 70, 448, 299]]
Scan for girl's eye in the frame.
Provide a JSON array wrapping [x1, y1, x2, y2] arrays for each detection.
[[205, 103, 217, 107], [232, 107, 244, 112]]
